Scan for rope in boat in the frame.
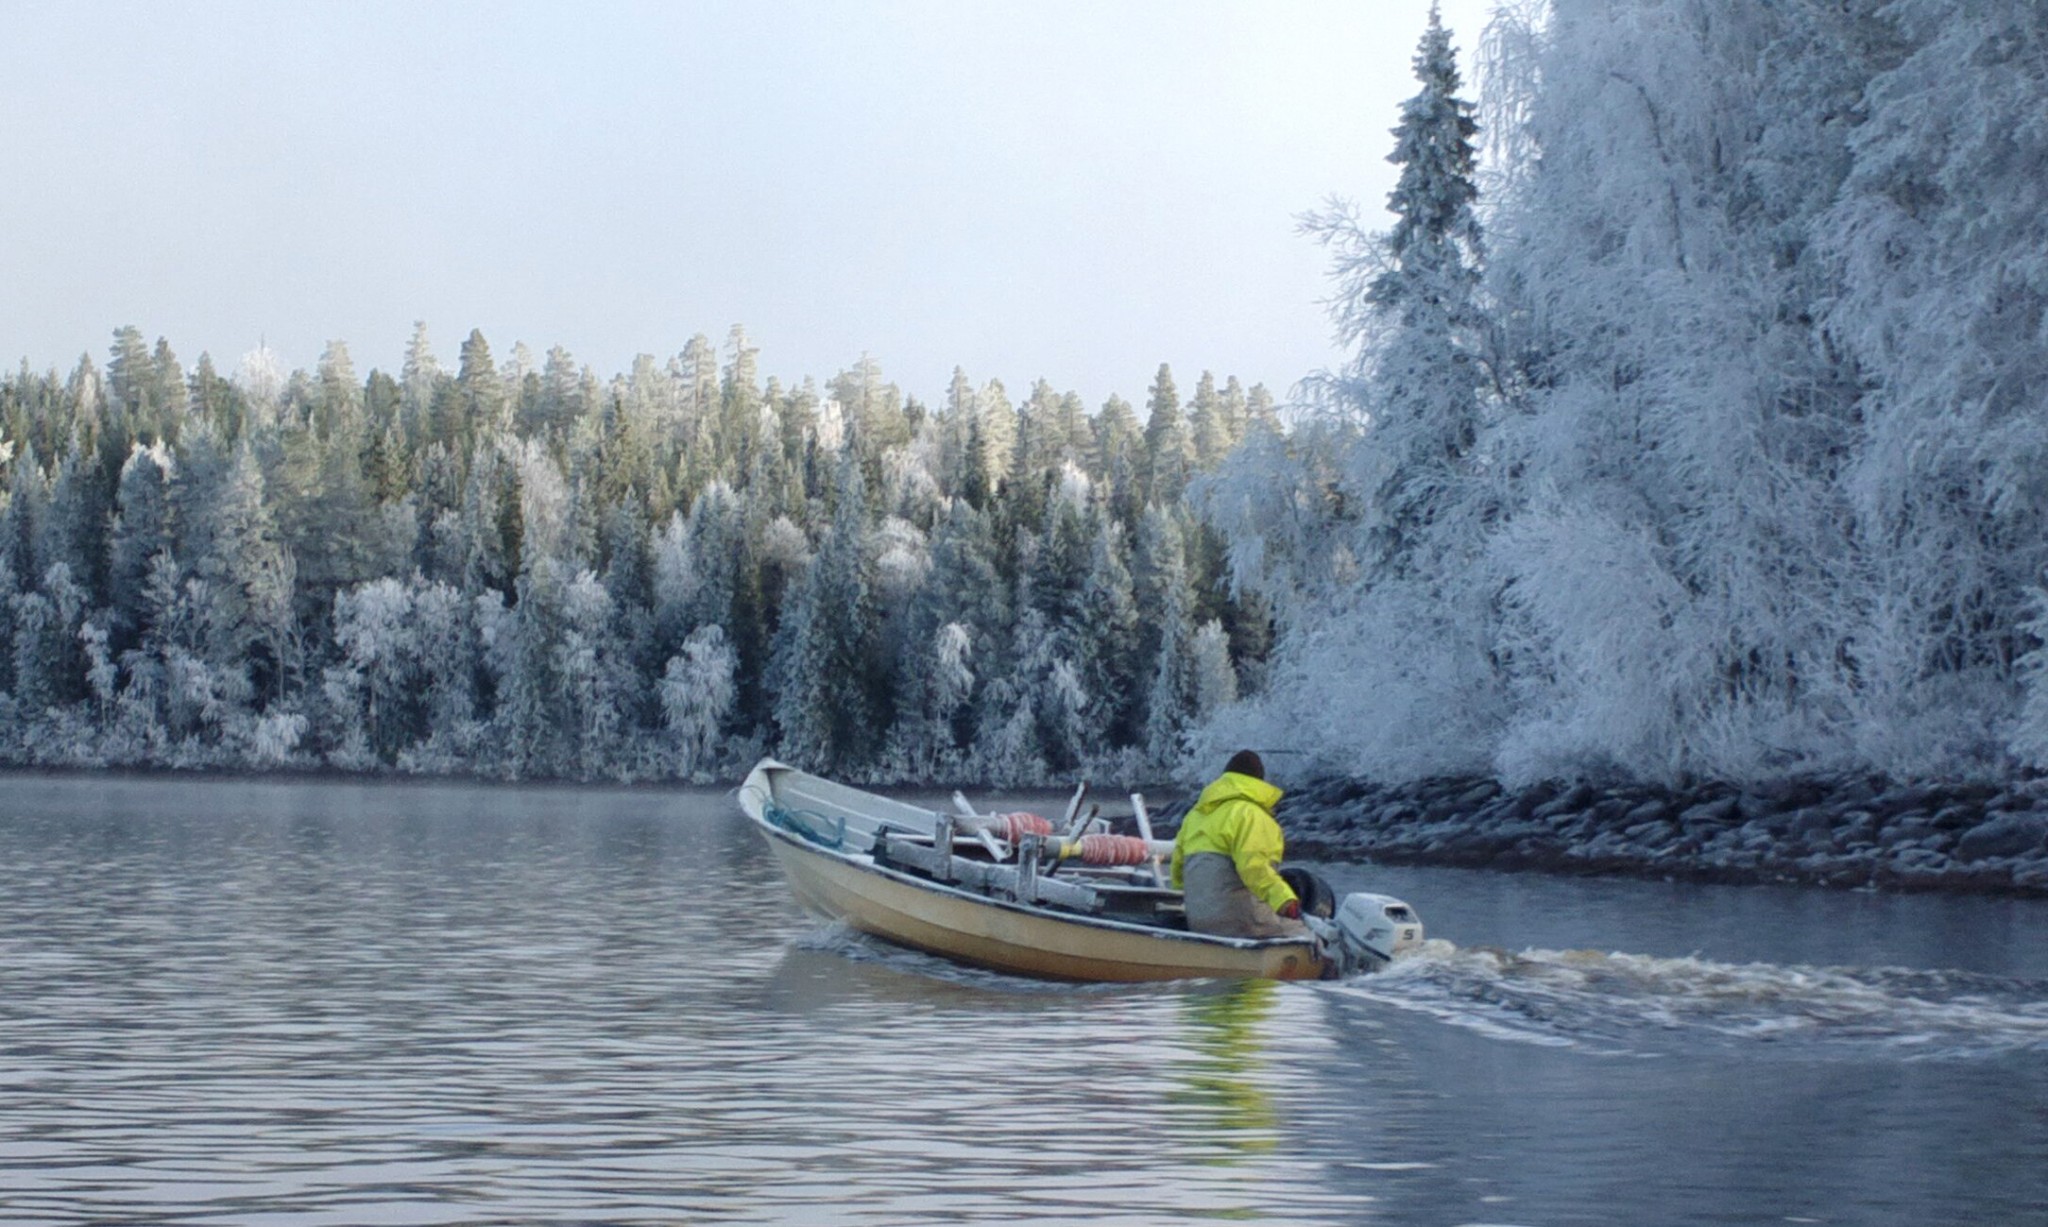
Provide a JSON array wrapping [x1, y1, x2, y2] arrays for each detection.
[[1073, 833, 1151, 867], [988, 811, 1053, 842], [763, 800, 847, 850]]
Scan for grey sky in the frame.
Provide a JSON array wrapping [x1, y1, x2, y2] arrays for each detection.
[[1, 0, 1495, 407]]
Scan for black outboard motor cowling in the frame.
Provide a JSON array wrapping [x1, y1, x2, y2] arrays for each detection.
[[1278, 865, 1338, 919]]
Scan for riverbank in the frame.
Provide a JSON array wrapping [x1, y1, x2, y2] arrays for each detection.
[[1283, 775, 2048, 897]]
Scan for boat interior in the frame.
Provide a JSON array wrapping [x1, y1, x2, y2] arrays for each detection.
[[753, 768, 1197, 929]]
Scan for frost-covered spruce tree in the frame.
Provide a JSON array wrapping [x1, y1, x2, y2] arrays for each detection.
[[975, 378, 1018, 503], [121, 550, 195, 748], [1077, 503, 1140, 747], [283, 341, 393, 623], [1306, 0, 1487, 578], [1135, 506, 1196, 768], [1033, 467, 1095, 689], [108, 442, 174, 649], [39, 440, 109, 607], [1187, 371, 1232, 473], [11, 562, 88, 716], [769, 450, 880, 776], [678, 480, 743, 640], [596, 494, 658, 702], [884, 498, 1003, 776], [1194, 5, 1505, 783], [400, 322, 441, 452], [935, 369, 978, 498], [0, 442, 47, 621], [1094, 393, 1142, 532], [188, 441, 294, 709], [456, 329, 507, 447], [1140, 365, 1191, 508], [105, 327, 157, 433], [481, 444, 579, 778]]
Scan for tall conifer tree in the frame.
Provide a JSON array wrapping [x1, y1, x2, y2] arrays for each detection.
[[1317, 1, 1487, 577]]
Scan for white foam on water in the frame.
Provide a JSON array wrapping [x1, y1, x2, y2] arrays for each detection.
[[787, 926, 2048, 1058], [1330, 939, 2048, 1058]]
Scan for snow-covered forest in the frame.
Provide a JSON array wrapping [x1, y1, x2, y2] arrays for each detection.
[[1202, 0, 2048, 787], [0, 320, 1274, 782], [6, 0, 2045, 791]]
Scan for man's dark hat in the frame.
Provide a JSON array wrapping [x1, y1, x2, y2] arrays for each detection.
[[1225, 749, 1264, 780]]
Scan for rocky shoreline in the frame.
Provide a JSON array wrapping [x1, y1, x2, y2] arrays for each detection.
[[1282, 774, 2048, 897]]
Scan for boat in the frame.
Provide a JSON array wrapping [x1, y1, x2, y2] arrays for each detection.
[[738, 758, 1424, 982]]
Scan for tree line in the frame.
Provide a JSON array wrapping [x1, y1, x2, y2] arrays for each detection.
[[0, 323, 1277, 783]]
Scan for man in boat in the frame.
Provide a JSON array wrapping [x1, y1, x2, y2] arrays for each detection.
[[1169, 750, 1307, 938]]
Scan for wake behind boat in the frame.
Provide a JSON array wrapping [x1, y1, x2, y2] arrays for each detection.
[[738, 758, 1424, 981]]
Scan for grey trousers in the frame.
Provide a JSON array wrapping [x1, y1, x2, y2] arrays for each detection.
[[1181, 852, 1309, 938]]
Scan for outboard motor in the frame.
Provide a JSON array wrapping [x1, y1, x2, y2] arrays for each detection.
[[1304, 892, 1424, 977]]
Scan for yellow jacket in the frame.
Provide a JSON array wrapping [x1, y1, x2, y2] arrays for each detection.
[[1169, 771, 1297, 913]]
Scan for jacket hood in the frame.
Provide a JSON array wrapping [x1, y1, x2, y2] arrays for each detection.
[[1193, 770, 1283, 814]]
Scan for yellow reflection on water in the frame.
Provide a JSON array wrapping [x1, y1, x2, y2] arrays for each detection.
[[1169, 978, 1282, 1158]]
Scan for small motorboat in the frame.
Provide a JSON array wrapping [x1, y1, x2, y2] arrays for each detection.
[[738, 758, 1424, 982]]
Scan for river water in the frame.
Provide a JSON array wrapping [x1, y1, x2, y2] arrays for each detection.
[[2, 775, 2044, 1225]]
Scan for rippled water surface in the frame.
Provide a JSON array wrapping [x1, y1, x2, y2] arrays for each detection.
[[3, 775, 2046, 1225]]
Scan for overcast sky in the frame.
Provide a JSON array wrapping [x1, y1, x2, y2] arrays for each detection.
[[1, 0, 1496, 407]]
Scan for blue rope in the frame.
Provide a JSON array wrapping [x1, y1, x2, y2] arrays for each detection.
[[764, 800, 847, 850]]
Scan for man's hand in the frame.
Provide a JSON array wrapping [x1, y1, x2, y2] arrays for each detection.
[[1277, 898, 1302, 920]]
